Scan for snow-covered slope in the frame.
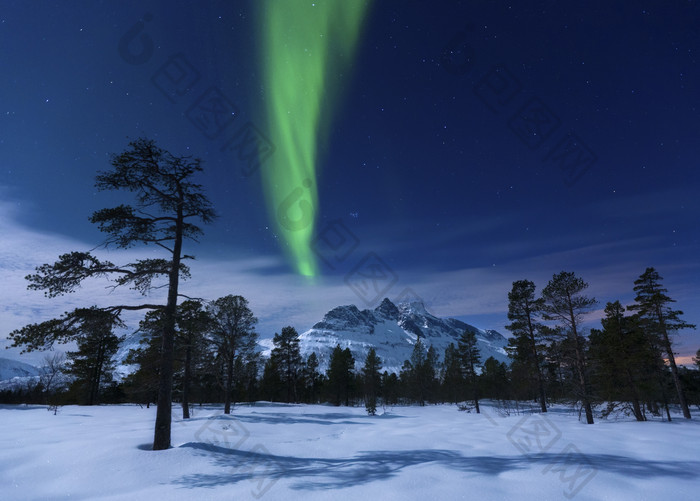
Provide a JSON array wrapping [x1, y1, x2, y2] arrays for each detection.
[[0, 357, 41, 381], [286, 298, 509, 373], [3, 402, 698, 500], [0, 357, 43, 390]]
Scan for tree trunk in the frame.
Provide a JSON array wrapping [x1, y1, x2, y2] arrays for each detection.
[[153, 197, 184, 450], [568, 298, 593, 424], [661, 388, 672, 422], [624, 368, 645, 422], [573, 339, 594, 424], [182, 339, 192, 419], [224, 356, 234, 414], [526, 307, 547, 413], [657, 308, 691, 418], [529, 340, 546, 412], [90, 340, 106, 406]]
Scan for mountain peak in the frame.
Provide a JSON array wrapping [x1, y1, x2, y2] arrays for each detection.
[[397, 299, 429, 316], [374, 298, 399, 320], [300, 299, 509, 373]]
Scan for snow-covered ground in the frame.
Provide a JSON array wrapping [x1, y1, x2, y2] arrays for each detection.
[[1, 402, 699, 500]]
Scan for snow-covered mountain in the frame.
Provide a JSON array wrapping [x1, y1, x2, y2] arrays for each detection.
[[0, 357, 41, 381], [263, 298, 509, 374], [0, 357, 43, 390]]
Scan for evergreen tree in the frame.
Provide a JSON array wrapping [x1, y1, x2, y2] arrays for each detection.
[[176, 300, 211, 418], [401, 339, 427, 405], [362, 348, 382, 415], [381, 371, 400, 405], [64, 308, 123, 405], [260, 357, 284, 402], [505, 334, 538, 401], [441, 343, 464, 404], [327, 345, 355, 406], [232, 354, 260, 403], [629, 267, 696, 419], [543, 339, 569, 402], [270, 326, 303, 402], [588, 301, 661, 421], [424, 345, 440, 403], [206, 295, 258, 414], [8, 139, 216, 449], [505, 280, 548, 412], [480, 356, 510, 401], [123, 312, 162, 407], [404, 340, 438, 405], [302, 352, 321, 403], [458, 329, 481, 413], [542, 271, 596, 424], [124, 300, 210, 413]]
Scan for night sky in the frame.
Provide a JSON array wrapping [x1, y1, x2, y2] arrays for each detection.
[[1, 1, 698, 364]]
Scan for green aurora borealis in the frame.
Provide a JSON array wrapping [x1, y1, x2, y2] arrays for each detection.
[[260, 0, 370, 277]]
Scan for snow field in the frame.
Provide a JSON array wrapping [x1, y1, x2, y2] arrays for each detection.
[[1, 402, 699, 500]]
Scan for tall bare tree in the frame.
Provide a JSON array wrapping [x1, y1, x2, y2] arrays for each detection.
[[8, 138, 215, 449]]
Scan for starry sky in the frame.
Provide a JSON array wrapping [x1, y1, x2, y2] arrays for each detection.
[[1, 1, 698, 364]]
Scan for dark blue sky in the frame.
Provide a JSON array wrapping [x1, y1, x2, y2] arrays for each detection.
[[1, 1, 698, 362]]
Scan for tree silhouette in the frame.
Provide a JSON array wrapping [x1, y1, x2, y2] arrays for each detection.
[[9, 138, 215, 449]]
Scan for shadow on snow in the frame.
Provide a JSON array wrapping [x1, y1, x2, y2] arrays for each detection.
[[174, 442, 700, 491], [173, 411, 408, 427]]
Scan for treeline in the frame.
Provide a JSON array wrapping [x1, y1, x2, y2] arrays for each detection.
[[7, 140, 699, 452], [4, 269, 698, 423], [501, 268, 699, 423]]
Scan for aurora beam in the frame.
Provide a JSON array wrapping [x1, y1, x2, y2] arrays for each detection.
[[259, 0, 370, 277]]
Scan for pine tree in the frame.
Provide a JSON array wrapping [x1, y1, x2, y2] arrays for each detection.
[[381, 371, 400, 405], [480, 356, 510, 401], [270, 326, 303, 402], [64, 308, 123, 405], [362, 348, 382, 415], [176, 300, 211, 418], [327, 345, 355, 406], [232, 354, 260, 403], [8, 139, 216, 449], [629, 268, 696, 419], [424, 345, 439, 403], [401, 339, 427, 405], [588, 301, 662, 421], [260, 357, 284, 402], [505, 280, 548, 412], [302, 352, 321, 403], [441, 343, 464, 404], [123, 310, 165, 407], [458, 329, 481, 413], [206, 295, 258, 414], [542, 271, 596, 424]]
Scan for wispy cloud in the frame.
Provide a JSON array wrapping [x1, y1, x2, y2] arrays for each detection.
[[2, 194, 698, 367], [0, 200, 361, 364]]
